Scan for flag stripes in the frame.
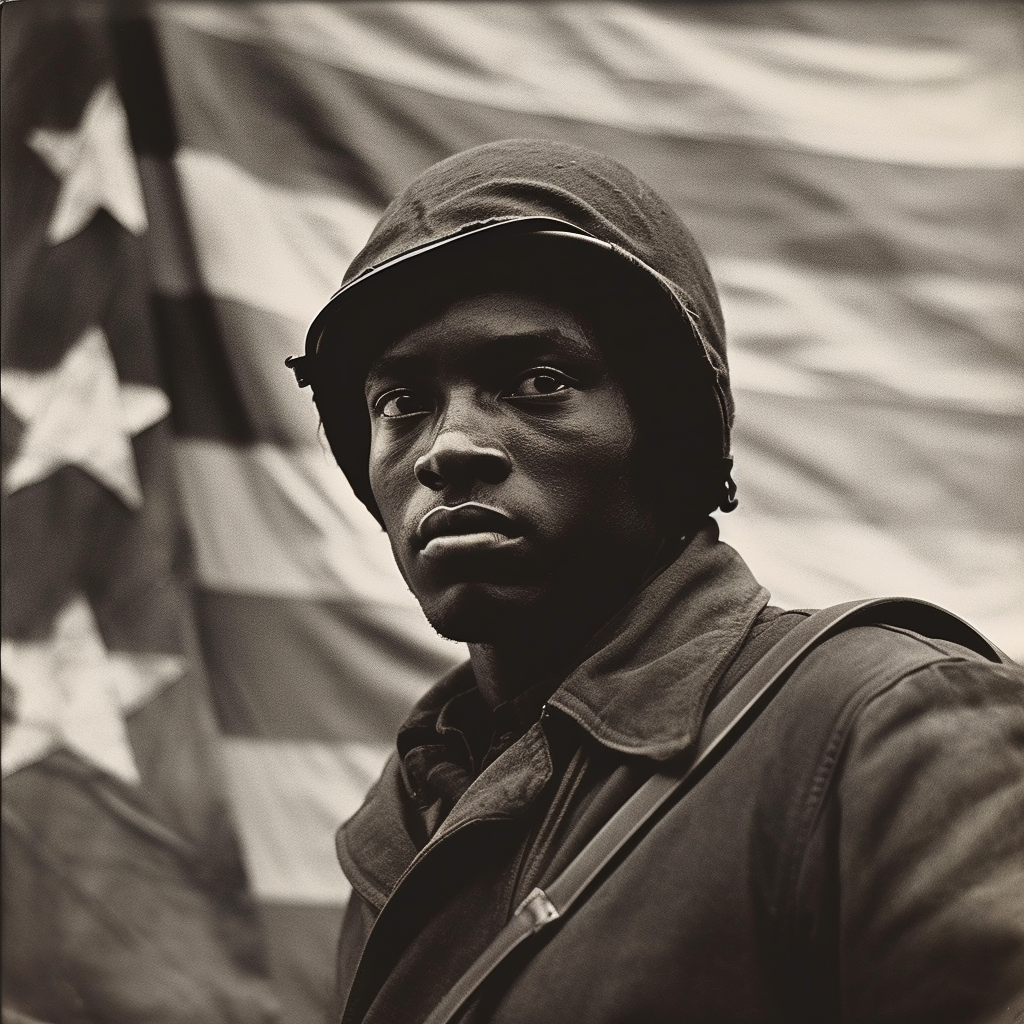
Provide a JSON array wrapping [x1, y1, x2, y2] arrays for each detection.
[[2, 6, 279, 1018], [176, 151, 378, 324], [161, 67, 1022, 283], [257, 902, 348, 1024], [192, 301, 321, 446], [718, 262, 1022, 415], [159, 2, 1024, 168], [221, 739, 390, 903], [173, 441, 404, 602], [722, 514, 1023, 634], [196, 590, 456, 743], [131, 3, 1024, 1020]]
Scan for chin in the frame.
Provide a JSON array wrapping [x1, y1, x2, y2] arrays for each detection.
[[418, 582, 546, 643]]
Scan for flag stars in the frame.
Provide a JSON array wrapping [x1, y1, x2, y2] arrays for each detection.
[[28, 81, 148, 245], [1, 596, 185, 784], [1, 326, 170, 507]]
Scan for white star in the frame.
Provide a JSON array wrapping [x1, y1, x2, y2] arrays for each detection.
[[28, 81, 147, 244], [1, 597, 185, 784], [1, 326, 170, 508]]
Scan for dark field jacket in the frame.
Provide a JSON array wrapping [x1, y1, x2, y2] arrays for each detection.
[[334, 524, 1024, 1023]]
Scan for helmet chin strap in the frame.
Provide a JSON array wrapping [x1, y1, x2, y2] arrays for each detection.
[[285, 352, 314, 388], [719, 457, 739, 513]]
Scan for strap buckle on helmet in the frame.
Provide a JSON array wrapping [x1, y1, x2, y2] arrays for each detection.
[[720, 457, 738, 513], [285, 354, 314, 388]]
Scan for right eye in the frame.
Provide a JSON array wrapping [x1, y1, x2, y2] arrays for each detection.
[[374, 389, 431, 419]]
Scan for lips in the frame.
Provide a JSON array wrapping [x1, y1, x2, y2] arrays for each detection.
[[415, 502, 522, 550]]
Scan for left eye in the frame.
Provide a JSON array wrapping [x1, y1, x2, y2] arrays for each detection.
[[375, 389, 431, 418], [508, 369, 575, 398]]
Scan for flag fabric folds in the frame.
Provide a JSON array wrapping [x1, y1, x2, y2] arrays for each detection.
[[2, 3, 1021, 1023], [1, 7, 279, 1022]]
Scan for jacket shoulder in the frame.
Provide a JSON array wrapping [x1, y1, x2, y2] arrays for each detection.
[[791, 617, 1015, 702], [790, 629, 1024, 1019], [717, 603, 1006, 724], [755, 616, 1019, 759], [741, 618, 1022, 866]]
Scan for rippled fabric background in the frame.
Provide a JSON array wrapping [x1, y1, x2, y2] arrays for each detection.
[[2, 4, 1021, 1021]]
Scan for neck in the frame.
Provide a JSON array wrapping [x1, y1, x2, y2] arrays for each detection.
[[467, 532, 687, 709], [467, 620, 594, 710]]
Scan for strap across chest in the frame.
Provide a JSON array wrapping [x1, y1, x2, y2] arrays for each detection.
[[419, 597, 1011, 1024]]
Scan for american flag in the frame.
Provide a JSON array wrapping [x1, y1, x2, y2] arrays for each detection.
[[2, 4, 1021, 1022]]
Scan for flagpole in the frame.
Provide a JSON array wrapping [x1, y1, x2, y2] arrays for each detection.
[[109, 11, 255, 443]]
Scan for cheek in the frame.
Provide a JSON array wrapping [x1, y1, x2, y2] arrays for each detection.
[[526, 398, 645, 514], [367, 440, 420, 586], [571, 394, 637, 476], [366, 430, 414, 532]]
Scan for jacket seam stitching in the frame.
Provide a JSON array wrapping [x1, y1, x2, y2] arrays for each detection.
[[776, 652, 953, 934], [548, 598, 771, 754]]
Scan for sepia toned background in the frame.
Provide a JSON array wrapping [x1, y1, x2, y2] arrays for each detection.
[[2, 3, 1021, 1022]]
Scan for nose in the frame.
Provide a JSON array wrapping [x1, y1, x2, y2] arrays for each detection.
[[414, 430, 511, 491]]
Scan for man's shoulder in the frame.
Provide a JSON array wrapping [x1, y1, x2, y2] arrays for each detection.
[[794, 613, 1014, 696], [725, 606, 1022, 856], [729, 600, 1013, 690], [797, 617, 1023, 746], [718, 601, 1020, 754]]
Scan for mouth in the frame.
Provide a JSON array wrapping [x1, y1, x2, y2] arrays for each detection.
[[415, 502, 523, 555]]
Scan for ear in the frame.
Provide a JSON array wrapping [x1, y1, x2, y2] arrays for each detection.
[[313, 383, 387, 529]]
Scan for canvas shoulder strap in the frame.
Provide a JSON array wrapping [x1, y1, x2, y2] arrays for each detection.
[[421, 597, 1011, 1024]]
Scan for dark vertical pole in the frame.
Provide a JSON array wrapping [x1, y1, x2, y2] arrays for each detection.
[[109, 12, 256, 444]]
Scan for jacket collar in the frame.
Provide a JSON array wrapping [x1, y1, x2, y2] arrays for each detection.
[[392, 519, 769, 765], [337, 520, 769, 907], [549, 520, 770, 761]]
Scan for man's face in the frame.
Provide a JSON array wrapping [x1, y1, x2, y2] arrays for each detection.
[[363, 288, 666, 642]]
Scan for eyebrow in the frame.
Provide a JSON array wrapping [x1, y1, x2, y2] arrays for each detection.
[[365, 327, 598, 384], [365, 352, 426, 383]]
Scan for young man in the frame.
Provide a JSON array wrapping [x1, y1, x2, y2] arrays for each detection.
[[290, 140, 1023, 1023]]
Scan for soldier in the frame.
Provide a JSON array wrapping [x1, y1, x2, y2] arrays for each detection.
[[289, 139, 1024, 1024]]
